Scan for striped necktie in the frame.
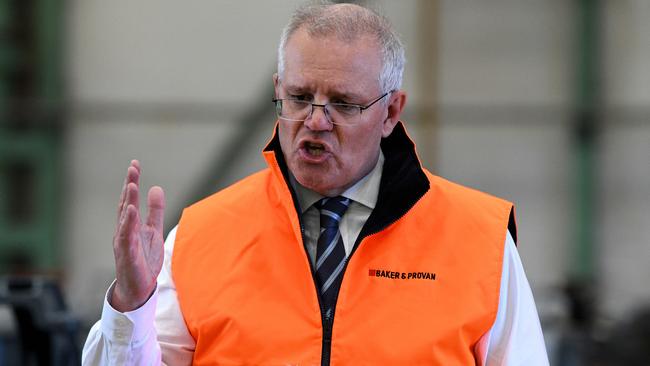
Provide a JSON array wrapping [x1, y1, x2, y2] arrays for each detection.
[[315, 196, 351, 317]]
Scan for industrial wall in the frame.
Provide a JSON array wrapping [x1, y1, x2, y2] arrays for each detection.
[[62, 0, 649, 357]]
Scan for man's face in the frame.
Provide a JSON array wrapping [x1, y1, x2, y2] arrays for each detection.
[[275, 28, 404, 196]]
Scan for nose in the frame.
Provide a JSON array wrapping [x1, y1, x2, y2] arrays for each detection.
[[304, 104, 333, 131]]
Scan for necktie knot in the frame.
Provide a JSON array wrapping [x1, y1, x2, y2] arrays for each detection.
[[317, 196, 351, 229]]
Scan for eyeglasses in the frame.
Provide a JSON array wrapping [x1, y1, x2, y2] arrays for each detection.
[[272, 91, 392, 126]]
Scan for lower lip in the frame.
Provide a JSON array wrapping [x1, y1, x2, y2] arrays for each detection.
[[298, 147, 331, 163]]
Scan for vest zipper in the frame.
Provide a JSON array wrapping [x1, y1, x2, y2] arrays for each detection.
[[321, 193, 427, 365], [296, 213, 331, 366], [301, 225, 334, 366], [321, 310, 333, 365], [283, 177, 333, 365]]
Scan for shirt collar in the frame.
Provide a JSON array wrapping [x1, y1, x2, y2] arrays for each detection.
[[291, 150, 384, 213]]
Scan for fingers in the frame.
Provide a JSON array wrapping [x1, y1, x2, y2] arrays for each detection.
[[115, 160, 165, 241], [117, 160, 141, 222], [117, 179, 140, 234], [124, 181, 140, 222], [122, 204, 138, 242], [146, 186, 165, 233], [117, 182, 140, 246]]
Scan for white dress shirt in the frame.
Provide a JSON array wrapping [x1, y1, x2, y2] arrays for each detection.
[[82, 152, 549, 365], [294, 151, 385, 266]]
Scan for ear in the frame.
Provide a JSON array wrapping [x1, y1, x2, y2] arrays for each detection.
[[381, 90, 407, 138], [273, 73, 280, 98]]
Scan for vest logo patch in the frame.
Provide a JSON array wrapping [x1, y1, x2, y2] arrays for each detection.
[[368, 269, 436, 281]]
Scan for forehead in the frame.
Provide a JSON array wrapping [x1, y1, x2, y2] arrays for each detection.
[[282, 28, 382, 97]]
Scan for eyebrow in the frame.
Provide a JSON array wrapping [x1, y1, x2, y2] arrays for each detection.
[[281, 82, 365, 103], [329, 91, 365, 103], [282, 83, 308, 95]]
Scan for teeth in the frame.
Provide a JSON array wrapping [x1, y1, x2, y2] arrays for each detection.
[[305, 142, 325, 156]]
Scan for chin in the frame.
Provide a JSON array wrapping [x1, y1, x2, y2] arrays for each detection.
[[289, 157, 348, 196], [298, 175, 328, 193], [295, 173, 338, 196]]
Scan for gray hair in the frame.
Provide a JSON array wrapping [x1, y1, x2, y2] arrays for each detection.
[[277, 2, 405, 94]]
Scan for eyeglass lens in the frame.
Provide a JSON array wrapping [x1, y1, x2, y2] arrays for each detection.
[[278, 100, 359, 125]]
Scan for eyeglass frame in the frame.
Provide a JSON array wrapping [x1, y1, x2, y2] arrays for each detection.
[[272, 90, 394, 126]]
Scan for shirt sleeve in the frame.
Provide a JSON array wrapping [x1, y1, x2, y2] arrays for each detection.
[[474, 230, 550, 365], [81, 226, 195, 366]]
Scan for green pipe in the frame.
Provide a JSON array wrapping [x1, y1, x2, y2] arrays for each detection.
[[571, 0, 600, 284]]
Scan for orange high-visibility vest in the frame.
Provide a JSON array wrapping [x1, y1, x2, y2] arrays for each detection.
[[173, 123, 514, 365]]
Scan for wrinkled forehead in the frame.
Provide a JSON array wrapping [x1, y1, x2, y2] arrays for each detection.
[[280, 29, 383, 96]]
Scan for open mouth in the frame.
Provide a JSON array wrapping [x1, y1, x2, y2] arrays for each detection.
[[304, 141, 326, 156]]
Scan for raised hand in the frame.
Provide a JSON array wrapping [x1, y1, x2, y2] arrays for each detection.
[[110, 160, 166, 312]]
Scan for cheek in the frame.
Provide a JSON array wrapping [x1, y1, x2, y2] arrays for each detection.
[[339, 127, 382, 167], [278, 123, 298, 150]]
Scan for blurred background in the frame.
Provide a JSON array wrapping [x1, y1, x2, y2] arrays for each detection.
[[0, 0, 648, 364]]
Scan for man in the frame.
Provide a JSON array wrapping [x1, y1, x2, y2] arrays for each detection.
[[83, 3, 548, 365]]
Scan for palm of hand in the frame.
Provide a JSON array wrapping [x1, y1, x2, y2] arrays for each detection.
[[111, 161, 166, 312]]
